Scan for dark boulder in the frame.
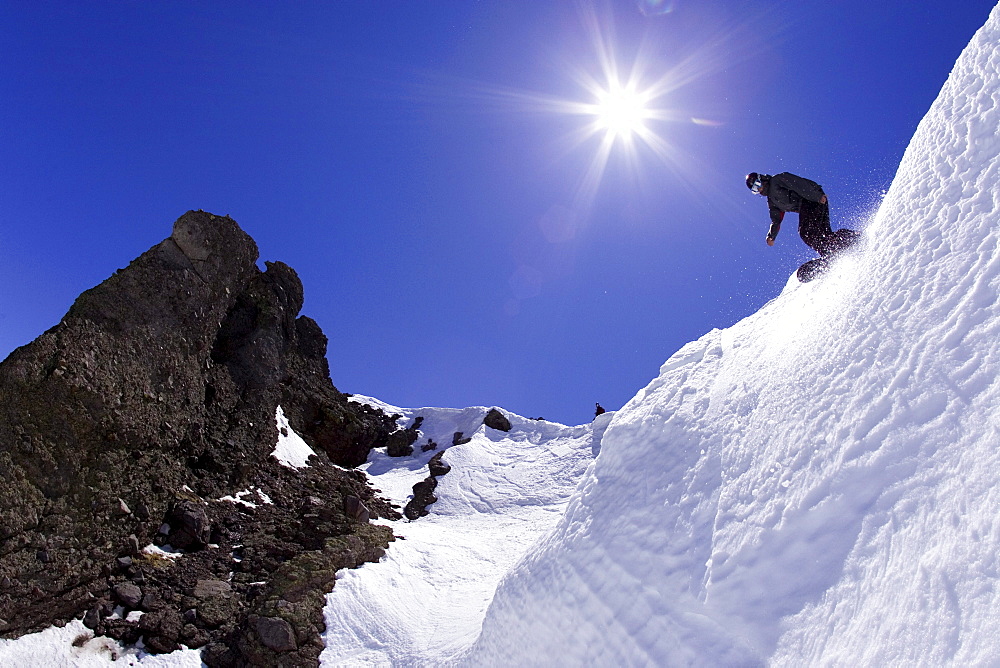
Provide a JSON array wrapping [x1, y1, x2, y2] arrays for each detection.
[[386, 415, 424, 457], [386, 429, 417, 458], [139, 608, 183, 653], [428, 452, 451, 478], [193, 579, 232, 599], [403, 477, 439, 521], [113, 583, 143, 608], [165, 501, 211, 550], [254, 615, 297, 652], [344, 496, 371, 524], [484, 408, 512, 432]]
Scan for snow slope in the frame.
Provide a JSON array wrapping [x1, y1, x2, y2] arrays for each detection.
[[321, 400, 602, 665], [465, 4, 1000, 666]]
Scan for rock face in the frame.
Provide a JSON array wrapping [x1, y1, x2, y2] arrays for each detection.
[[0, 212, 401, 665]]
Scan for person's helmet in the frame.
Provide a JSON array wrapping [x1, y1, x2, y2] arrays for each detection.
[[746, 172, 764, 195]]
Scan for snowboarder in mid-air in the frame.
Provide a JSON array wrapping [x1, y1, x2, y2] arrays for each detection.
[[745, 171, 858, 281]]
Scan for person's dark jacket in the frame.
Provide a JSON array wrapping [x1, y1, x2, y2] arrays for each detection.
[[765, 172, 826, 240]]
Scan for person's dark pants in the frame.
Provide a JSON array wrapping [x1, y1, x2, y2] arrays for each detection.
[[799, 199, 836, 256]]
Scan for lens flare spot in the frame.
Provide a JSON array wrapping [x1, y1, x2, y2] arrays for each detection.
[[636, 0, 676, 17], [539, 205, 578, 243]]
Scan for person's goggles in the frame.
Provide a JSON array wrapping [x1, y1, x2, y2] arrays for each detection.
[[750, 177, 763, 195]]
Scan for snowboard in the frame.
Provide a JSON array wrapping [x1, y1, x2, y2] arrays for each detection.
[[796, 229, 860, 283], [796, 257, 829, 282]]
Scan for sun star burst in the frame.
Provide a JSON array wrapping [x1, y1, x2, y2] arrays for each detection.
[[594, 83, 650, 138]]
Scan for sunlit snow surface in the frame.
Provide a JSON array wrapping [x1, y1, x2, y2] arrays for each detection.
[[466, 5, 1000, 666], [0, 620, 202, 667], [3, 5, 1000, 666], [273, 405, 316, 468]]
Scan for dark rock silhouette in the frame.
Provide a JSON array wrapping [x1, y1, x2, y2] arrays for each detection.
[[484, 408, 512, 432], [386, 416, 423, 457], [403, 452, 452, 520], [403, 477, 439, 521], [427, 451, 452, 478], [0, 211, 401, 665]]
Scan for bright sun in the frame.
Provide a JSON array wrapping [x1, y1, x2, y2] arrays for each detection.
[[463, 5, 721, 215], [593, 83, 649, 139]]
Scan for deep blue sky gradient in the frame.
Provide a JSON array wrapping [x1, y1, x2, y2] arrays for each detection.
[[2, 1, 995, 425]]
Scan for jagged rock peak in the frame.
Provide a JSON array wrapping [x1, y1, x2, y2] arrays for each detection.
[[0, 211, 398, 665], [67, 211, 258, 336]]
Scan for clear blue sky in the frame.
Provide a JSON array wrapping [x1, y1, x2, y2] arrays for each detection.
[[2, 1, 995, 425]]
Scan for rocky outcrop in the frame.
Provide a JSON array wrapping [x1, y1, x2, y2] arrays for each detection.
[[484, 408, 512, 432], [0, 211, 400, 665], [386, 416, 423, 457], [403, 452, 452, 520]]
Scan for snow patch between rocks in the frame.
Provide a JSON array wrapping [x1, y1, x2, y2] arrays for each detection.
[[219, 488, 274, 508], [272, 405, 315, 469]]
